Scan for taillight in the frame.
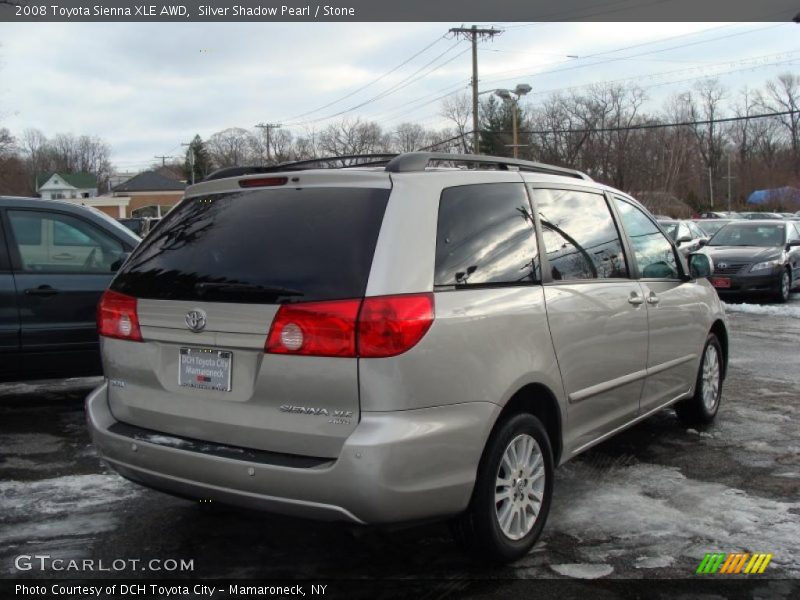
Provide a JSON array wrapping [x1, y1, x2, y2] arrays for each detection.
[[358, 294, 434, 358], [264, 293, 434, 358], [97, 290, 142, 342], [266, 299, 361, 357]]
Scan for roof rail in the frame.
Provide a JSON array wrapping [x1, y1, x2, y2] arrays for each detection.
[[203, 154, 398, 181], [384, 152, 591, 180], [202, 152, 591, 182]]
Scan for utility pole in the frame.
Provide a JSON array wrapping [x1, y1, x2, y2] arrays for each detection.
[[255, 123, 282, 164], [723, 153, 736, 212], [449, 25, 502, 154], [181, 142, 195, 186], [708, 167, 714, 209], [154, 155, 172, 167]]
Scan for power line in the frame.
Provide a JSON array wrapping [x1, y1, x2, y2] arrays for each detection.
[[279, 34, 447, 122], [421, 109, 800, 151], [481, 23, 786, 87], [284, 42, 469, 127]]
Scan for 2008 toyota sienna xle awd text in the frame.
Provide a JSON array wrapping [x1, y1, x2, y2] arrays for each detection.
[[87, 152, 728, 563]]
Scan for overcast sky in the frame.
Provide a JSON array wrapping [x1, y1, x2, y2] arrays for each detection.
[[0, 21, 797, 171]]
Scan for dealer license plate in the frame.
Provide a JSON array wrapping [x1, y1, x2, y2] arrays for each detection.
[[178, 347, 232, 392], [710, 277, 731, 289]]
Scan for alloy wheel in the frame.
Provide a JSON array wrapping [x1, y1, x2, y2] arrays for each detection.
[[701, 345, 721, 412], [494, 434, 546, 540]]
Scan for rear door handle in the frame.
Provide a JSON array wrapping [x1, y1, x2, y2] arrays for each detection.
[[628, 293, 644, 305], [52, 253, 75, 261], [646, 293, 660, 305], [24, 285, 60, 297]]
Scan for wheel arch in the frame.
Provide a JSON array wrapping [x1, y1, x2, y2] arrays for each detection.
[[710, 319, 729, 378], [491, 383, 563, 466]]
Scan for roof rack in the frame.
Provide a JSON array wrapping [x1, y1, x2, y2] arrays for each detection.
[[384, 152, 592, 180], [203, 154, 398, 181], [202, 152, 591, 182]]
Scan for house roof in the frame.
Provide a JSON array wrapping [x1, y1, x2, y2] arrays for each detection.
[[112, 170, 187, 193], [36, 172, 98, 189]]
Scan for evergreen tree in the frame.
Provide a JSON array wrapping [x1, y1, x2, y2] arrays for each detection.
[[478, 96, 515, 157], [184, 135, 212, 184]]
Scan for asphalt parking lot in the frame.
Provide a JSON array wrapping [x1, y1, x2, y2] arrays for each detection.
[[1, 297, 799, 588]]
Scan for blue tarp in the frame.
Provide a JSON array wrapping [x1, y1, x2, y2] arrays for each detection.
[[747, 186, 800, 206]]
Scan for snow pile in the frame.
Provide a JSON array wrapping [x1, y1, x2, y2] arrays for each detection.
[[723, 302, 800, 318]]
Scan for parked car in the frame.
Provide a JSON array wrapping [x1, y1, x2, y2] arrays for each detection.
[[739, 211, 784, 220], [699, 211, 737, 219], [657, 218, 708, 255], [0, 197, 140, 381], [700, 220, 800, 302], [691, 218, 737, 237], [87, 152, 728, 563], [118, 217, 160, 237]]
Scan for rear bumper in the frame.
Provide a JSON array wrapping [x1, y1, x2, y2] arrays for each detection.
[[86, 382, 499, 524]]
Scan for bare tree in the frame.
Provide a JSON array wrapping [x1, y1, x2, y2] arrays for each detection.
[[758, 73, 800, 174], [0, 127, 14, 157], [440, 93, 472, 153], [207, 127, 255, 167], [318, 118, 389, 157], [393, 122, 427, 152]]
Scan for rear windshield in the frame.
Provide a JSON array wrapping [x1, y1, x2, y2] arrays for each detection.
[[111, 187, 390, 303]]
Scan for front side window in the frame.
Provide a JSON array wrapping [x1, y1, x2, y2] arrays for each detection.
[[8, 210, 124, 273], [614, 198, 680, 279], [533, 188, 628, 281], [435, 183, 539, 287]]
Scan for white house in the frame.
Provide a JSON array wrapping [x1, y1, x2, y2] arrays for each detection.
[[36, 172, 98, 200]]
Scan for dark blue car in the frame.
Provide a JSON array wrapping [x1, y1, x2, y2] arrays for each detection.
[[0, 197, 141, 381]]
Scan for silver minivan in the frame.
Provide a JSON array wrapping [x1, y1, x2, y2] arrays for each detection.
[[87, 153, 728, 562]]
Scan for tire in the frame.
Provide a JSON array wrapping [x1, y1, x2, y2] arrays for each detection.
[[773, 268, 791, 303], [675, 333, 724, 427], [452, 413, 554, 564]]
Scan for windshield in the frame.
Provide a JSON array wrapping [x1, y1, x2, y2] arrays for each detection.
[[708, 224, 785, 247]]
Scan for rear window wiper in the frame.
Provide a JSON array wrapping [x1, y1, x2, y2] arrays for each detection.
[[194, 282, 305, 297]]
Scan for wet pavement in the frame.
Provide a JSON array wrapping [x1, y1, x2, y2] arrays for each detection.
[[1, 297, 799, 587]]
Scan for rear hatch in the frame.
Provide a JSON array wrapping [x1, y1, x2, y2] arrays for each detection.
[[103, 176, 391, 458]]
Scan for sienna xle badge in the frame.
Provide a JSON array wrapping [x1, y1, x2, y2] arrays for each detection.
[[88, 152, 728, 562]]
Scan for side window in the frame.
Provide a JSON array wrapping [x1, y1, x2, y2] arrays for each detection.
[[435, 183, 539, 286], [532, 188, 628, 281], [788, 223, 800, 242], [613, 198, 680, 279], [8, 210, 124, 274]]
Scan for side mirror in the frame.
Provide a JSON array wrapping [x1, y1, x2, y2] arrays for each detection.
[[698, 239, 708, 247], [787, 240, 800, 248], [110, 252, 132, 272], [688, 253, 714, 279], [676, 236, 692, 246]]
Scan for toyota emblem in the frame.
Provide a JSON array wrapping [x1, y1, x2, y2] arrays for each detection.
[[185, 309, 207, 332]]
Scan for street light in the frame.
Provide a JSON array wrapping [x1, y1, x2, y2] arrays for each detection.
[[494, 83, 531, 158]]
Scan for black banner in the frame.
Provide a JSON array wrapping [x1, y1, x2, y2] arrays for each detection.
[[1, 0, 799, 22], [4, 578, 800, 600]]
